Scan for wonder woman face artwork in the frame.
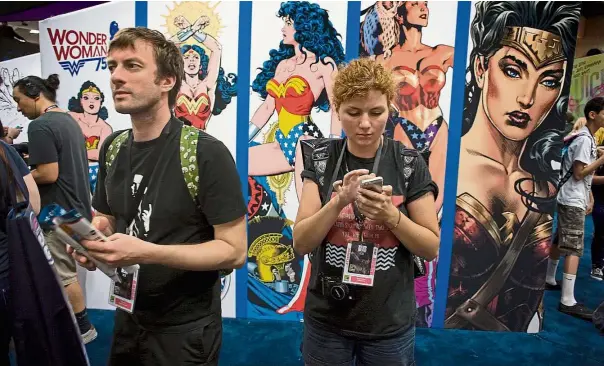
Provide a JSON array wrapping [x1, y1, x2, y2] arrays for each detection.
[[446, 2, 580, 333], [475, 28, 566, 142]]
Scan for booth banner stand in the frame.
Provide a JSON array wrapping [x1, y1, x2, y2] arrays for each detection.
[[0, 53, 41, 143], [359, 0, 458, 328], [147, 0, 242, 318], [444, 1, 580, 333], [245, 0, 349, 323], [39, 2, 136, 311]]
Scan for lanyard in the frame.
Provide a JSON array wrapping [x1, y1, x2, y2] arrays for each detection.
[[325, 138, 385, 241], [44, 105, 59, 113]]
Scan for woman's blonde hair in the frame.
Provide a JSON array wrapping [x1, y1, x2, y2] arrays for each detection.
[[332, 58, 395, 111]]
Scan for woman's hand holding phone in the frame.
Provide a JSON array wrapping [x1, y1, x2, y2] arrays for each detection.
[[357, 177, 399, 224]]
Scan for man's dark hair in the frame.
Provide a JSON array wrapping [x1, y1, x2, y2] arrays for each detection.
[[13, 74, 60, 102], [585, 97, 604, 121], [586, 48, 602, 57], [108, 27, 183, 108]]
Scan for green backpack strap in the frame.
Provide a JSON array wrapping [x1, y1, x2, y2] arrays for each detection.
[[105, 130, 130, 170], [179, 126, 233, 277], [180, 125, 200, 202]]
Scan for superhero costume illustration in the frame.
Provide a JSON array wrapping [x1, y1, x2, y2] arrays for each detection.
[[175, 91, 212, 130], [387, 65, 447, 160], [445, 193, 552, 332], [265, 75, 323, 167]]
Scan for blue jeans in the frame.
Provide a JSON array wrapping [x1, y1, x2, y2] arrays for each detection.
[[0, 278, 11, 366], [302, 321, 415, 366]]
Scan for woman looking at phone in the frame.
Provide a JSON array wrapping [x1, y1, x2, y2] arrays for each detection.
[[293, 58, 439, 366]]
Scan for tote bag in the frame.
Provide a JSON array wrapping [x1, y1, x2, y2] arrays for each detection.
[[3, 148, 89, 366]]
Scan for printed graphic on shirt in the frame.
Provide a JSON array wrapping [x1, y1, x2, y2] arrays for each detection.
[[325, 195, 405, 271], [126, 174, 153, 238]]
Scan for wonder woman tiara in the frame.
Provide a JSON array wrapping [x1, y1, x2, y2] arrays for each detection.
[[82, 86, 100, 95], [500, 26, 565, 69]]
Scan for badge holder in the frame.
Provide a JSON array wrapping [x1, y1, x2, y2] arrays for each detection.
[[109, 266, 139, 313], [342, 209, 378, 287]]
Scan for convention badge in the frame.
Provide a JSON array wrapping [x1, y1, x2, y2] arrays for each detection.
[[108, 266, 139, 313], [342, 241, 378, 287]]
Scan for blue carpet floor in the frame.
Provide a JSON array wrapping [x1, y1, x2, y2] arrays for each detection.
[[82, 218, 603, 366]]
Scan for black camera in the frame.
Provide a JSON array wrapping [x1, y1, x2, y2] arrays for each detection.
[[321, 275, 353, 301]]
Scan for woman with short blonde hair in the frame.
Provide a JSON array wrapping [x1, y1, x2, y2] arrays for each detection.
[[294, 58, 439, 365]]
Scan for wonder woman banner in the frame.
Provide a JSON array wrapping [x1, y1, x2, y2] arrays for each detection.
[[39, 2, 135, 162]]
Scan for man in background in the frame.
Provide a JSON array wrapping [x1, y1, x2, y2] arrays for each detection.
[[12, 74, 97, 344], [546, 97, 604, 320]]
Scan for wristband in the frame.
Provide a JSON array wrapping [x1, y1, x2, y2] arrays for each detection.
[[388, 210, 402, 230]]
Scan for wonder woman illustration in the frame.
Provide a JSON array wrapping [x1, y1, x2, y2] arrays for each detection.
[[360, 0, 454, 327], [67, 81, 112, 162], [445, 1, 580, 332], [248, 1, 344, 199], [361, 1, 452, 213], [168, 15, 237, 131], [247, 1, 345, 317]]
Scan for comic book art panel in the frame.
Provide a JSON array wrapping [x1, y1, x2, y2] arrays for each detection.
[[148, 1, 239, 157], [147, 1, 240, 318], [68, 81, 113, 162], [0, 54, 41, 144], [447, 1, 580, 333], [247, 1, 348, 321], [359, 1, 457, 328]]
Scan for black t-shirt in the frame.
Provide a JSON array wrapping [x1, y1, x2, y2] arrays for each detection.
[[27, 112, 92, 220], [301, 138, 437, 339], [93, 117, 246, 325], [0, 141, 31, 280]]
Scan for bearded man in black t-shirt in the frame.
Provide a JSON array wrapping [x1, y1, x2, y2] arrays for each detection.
[[70, 28, 247, 366]]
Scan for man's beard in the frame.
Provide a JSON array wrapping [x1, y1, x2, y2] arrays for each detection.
[[115, 94, 159, 116]]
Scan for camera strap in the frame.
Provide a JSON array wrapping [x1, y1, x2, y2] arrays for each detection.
[[324, 138, 384, 242]]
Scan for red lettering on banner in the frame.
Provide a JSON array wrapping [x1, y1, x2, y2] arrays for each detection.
[[47, 28, 66, 44], [66, 30, 78, 45], [47, 27, 109, 61], [53, 46, 70, 61]]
